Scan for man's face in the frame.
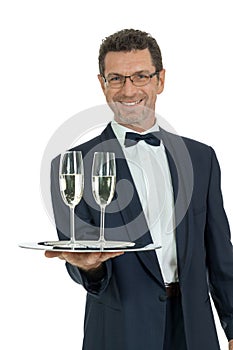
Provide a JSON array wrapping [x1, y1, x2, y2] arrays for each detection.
[[98, 48, 165, 131]]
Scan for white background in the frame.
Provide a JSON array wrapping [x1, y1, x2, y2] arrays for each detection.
[[1, 0, 232, 349]]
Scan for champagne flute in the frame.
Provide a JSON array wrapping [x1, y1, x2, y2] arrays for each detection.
[[92, 152, 116, 248], [59, 151, 84, 247]]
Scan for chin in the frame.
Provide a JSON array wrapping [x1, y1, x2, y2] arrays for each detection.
[[116, 112, 145, 125]]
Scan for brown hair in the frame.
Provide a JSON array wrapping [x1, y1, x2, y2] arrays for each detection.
[[98, 28, 163, 76]]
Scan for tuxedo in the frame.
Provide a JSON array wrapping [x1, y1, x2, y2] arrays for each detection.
[[51, 123, 233, 350]]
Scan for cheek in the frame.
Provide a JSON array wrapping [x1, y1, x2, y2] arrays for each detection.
[[105, 90, 116, 103], [146, 90, 157, 105], [144, 84, 157, 97]]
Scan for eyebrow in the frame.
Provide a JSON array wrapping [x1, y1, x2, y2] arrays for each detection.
[[106, 70, 150, 76]]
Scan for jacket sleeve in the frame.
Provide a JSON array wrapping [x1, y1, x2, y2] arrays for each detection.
[[50, 157, 112, 296], [205, 147, 233, 340], [65, 261, 112, 296]]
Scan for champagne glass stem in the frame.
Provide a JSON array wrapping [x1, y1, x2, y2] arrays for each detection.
[[99, 205, 106, 245], [70, 206, 75, 244]]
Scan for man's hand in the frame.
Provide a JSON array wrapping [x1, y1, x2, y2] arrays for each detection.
[[229, 339, 233, 350], [44, 250, 124, 271]]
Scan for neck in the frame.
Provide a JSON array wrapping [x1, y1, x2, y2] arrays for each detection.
[[115, 118, 156, 133]]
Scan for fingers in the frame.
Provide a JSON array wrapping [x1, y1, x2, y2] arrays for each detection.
[[44, 250, 124, 271], [44, 251, 63, 258], [75, 251, 124, 270], [61, 251, 124, 270], [98, 252, 124, 262]]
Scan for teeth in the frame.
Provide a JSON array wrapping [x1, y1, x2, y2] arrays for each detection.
[[121, 99, 142, 106]]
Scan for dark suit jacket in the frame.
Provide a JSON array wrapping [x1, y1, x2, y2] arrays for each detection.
[[51, 123, 233, 350]]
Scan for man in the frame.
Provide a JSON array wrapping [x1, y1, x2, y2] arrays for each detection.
[[46, 29, 233, 350]]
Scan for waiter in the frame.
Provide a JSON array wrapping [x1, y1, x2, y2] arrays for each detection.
[[46, 28, 233, 350]]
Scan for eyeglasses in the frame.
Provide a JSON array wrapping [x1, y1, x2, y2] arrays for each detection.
[[102, 70, 160, 88]]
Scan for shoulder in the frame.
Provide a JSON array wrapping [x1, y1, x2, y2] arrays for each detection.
[[161, 129, 217, 172], [161, 128, 213, 155], [51, 126, 110, 167], [69, 123, 113, 155], [181, 135, 219, 167], [181, 135, 212, 156], [181, 134, 210, 150], [71, 134, 103, 155]]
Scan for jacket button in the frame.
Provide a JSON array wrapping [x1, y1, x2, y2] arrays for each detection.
[[159, 295, 168, 302]]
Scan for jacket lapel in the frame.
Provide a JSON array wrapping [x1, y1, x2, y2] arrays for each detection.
[[160, 128, 194, 283]]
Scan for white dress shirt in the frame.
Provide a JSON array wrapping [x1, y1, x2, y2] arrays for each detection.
[[111, 120, 178, 284]]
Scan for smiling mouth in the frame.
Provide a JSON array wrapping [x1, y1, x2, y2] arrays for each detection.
[[119, 99, 144, 106]]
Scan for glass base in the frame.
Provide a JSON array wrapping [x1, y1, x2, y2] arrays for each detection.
[[78, 240, 135, 249]]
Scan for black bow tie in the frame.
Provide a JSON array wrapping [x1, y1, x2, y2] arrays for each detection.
[[124, 132, 161, 147]]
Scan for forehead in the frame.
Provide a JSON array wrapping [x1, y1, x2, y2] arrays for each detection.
[[104, 48, 154, 75]]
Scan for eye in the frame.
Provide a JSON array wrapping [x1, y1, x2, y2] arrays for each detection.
[[135, 73, 148, 80], [108, 75, 122, 82]]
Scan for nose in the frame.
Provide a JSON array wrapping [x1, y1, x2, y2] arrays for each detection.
[[120, 76, 138, 96]]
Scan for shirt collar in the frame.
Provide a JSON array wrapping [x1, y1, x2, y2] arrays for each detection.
[[111, 120, 160, 148]]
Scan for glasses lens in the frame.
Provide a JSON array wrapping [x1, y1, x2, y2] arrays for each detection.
[[107, 75, 124, 88], [132, 74, 150, 86]]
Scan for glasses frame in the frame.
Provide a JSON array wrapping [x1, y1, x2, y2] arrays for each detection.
[[102, 70, 160, 89]]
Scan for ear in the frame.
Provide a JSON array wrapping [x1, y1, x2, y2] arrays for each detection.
[[97, 74, 106, 94], [156, 69, 166, 95]]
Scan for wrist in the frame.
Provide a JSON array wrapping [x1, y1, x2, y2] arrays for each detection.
[[82, 263, 106, 283]]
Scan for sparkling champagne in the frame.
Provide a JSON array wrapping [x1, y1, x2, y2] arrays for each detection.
[[60, 174, 84, 207], [92, 175, 116, 206]]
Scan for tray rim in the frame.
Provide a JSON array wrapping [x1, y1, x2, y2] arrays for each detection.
[[19, 241, 161, 253]]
